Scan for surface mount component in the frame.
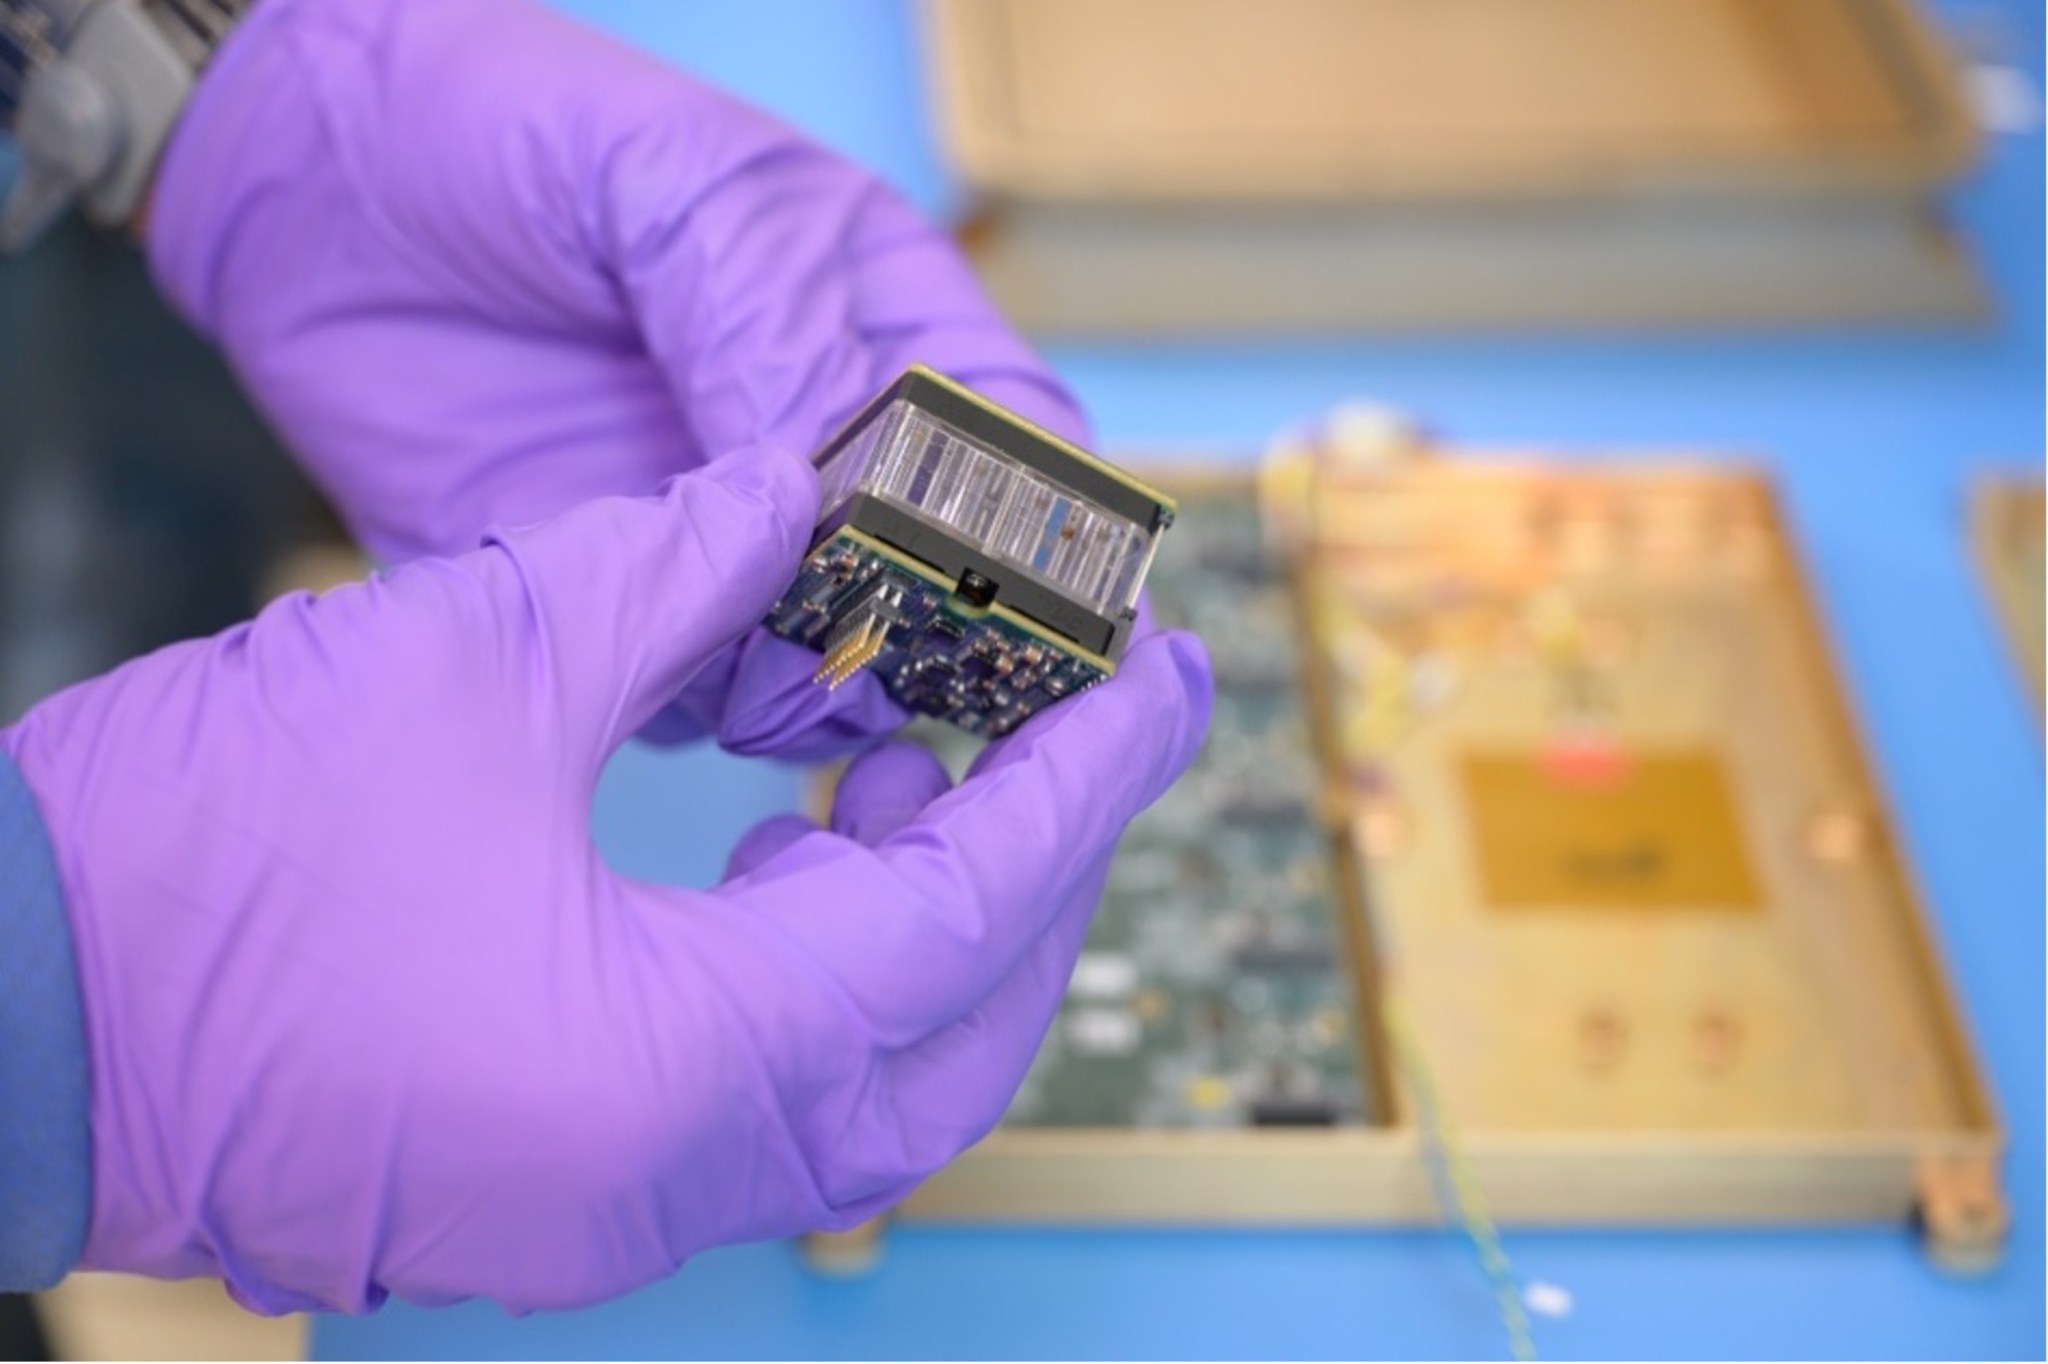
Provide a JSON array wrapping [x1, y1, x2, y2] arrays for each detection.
[[767, 365, 1176, 737]]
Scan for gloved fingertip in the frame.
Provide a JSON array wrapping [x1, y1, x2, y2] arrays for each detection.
[[724, 812, 819, 880], [1163, 629, 1215, 706], [716, 635, 909, 760], [540, 446, 828, 752], [1153, 628, 1216, 767], [1131, 591, 1160, 640], [833, 741, 954, 846], [687, 442, 821, 551], [636, 702, 711, 749]]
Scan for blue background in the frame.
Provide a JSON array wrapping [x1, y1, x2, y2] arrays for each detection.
[[319, 2, 2045, 1356]]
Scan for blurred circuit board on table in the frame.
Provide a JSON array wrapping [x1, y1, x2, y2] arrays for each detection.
[[1971, 477, 2044, 712], [824, 428, 1999, 1270], [910, 483, 1373, 1129]]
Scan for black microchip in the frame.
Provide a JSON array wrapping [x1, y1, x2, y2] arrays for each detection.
[[1249, 1096, 1342, 1127]]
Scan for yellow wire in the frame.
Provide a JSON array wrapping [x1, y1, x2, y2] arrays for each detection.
[[1291, 436, 1535, 1357], [1384, 993, 1537, 1362]]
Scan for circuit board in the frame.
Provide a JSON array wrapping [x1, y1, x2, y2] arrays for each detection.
[[906, 484, 1372, 1128], [767, 530, 1106, 739]]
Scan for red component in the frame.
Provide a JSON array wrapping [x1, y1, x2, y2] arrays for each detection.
[[1540, 735, 1633, 788]]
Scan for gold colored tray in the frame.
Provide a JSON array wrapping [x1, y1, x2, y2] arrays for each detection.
[[927, 0, 1973, 203], [818, 447, 2003, 1271], [924, 1, 1983, 332]]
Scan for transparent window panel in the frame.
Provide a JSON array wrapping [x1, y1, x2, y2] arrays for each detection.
[[818, 399, 1156, 618]]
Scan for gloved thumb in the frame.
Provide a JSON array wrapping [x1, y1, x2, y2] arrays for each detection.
[[722, 741, 953, 880], [486, 442, 821, 755]]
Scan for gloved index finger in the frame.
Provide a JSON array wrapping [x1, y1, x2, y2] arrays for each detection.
[[484, 442, 820, 759], [598, 85, 1092, 463], [734, 630, 1212, 1040]]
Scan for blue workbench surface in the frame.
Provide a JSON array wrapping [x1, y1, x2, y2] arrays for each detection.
[[318, 3, 2045, 1357]]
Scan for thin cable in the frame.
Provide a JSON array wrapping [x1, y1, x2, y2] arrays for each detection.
[[1384, 993, 1536, 1362]]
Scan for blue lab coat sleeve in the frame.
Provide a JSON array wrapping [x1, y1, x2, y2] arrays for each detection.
[[0, 750, 89, 1291]]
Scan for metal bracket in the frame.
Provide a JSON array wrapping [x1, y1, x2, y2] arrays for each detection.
[[797, 1220, 887, 1277]]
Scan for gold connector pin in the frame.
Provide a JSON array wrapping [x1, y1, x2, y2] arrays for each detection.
[[814, 611, 889, 689]]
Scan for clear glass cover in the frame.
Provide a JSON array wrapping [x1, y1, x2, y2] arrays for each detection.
[[818, 399, 1157, 617]]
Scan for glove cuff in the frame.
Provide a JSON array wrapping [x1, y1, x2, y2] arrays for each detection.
[[0, 741, 91, 1291]]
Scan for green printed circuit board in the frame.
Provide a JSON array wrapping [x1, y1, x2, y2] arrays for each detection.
[[906, 486, 1373, 1129]]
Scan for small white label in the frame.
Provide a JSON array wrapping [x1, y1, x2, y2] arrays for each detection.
[[1068, 952, 1138, 999], [1523, 1281, 1574, 1320], [1970, 65, 2042, 134], [1066, 1008, 1142, 1056]]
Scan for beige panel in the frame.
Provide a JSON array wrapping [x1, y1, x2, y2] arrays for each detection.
[[1971, 477, 2046, 714], [38, 1274, 305, 1362], [959, 196, 1983, 333]]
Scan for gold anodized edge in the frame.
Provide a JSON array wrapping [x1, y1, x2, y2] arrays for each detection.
[[902, 362, 1180, 518]]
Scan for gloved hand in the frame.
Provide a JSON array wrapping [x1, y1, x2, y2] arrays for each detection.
[[145, 0, 1086, 760], [3, 448, 1211, 1314]]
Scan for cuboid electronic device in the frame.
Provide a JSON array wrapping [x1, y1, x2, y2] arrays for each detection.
[[766, 365, 1176, 737]]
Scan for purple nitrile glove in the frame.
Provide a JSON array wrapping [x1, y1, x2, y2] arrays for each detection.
[[145, 0, 1089, 762], [2, 447, 1212, 1314]]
